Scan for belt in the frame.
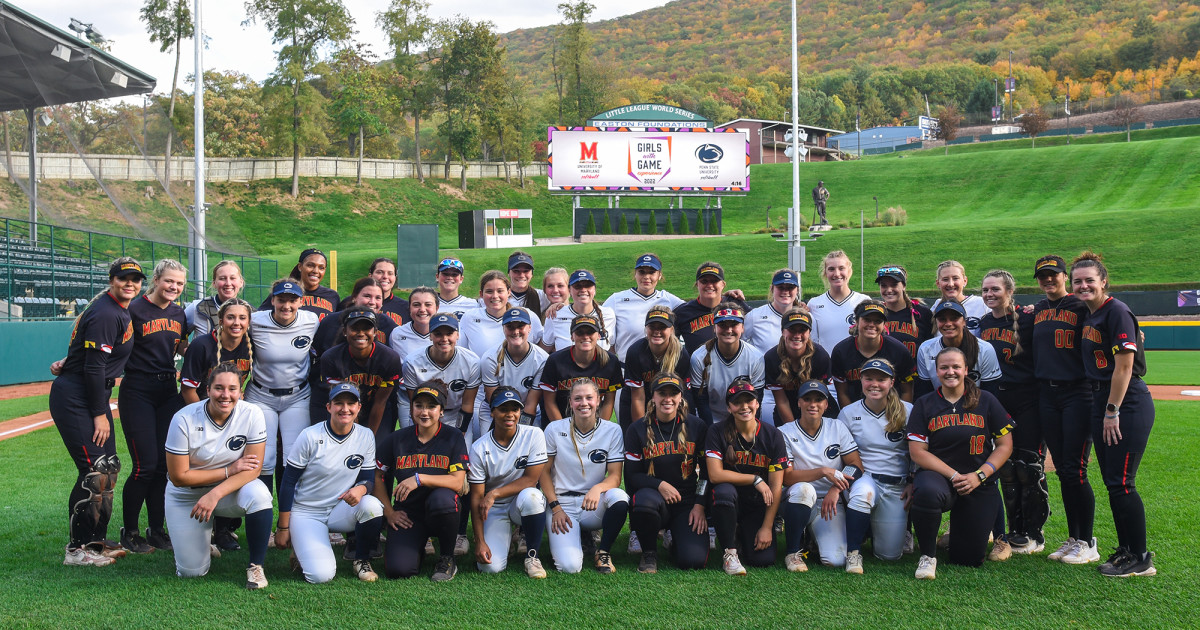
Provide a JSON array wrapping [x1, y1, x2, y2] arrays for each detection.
[[1045, 378, 1084, 388], [873, 473, 907, 486], [1090, 376, 1142, 391], [127, 371, 177, 382], [252, 379, 307, 396], [559, 491, 585, 497]]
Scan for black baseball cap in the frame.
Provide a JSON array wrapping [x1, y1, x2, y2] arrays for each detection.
[[645, 309, 675, 328], [1034, 255, 1067, 277], [635, 254, 663, 271], [329, 382, 362, 403], [726, 378, 757, 404], [651, 373, 685, 393], [859, 359, 895, 378], [855, 301, 887, 321], [876, 266, 907, 284], [430, 312, 459, 332], [571, 314, 601, 334], [933, 301, 966, 319], [489, 386, 523, 410], [696, 263, 724, 281], [109, 260, 146, 280], [782, 310, 812, 331], [343, 307, 377, 327], [508, 252, 534, 271], [412, 381, 447, 407], [772, 270, 799, 286], [797, 380, 832, 401]]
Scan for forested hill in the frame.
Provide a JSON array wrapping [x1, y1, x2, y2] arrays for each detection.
[[501, 0, 1200, 86]]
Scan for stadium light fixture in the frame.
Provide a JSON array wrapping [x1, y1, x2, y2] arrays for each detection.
[[51, 44, 71, 62], [110, 72, 128, 88]]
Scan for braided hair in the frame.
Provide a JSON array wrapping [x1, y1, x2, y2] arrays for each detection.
[[982, 269, 1022, 356], [701, 301, 744, 386]]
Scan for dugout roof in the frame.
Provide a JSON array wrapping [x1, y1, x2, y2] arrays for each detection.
[[0, 1, 156, 112]]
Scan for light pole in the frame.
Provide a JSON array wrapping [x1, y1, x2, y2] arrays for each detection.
[[1008, 51, 1014, 123], [191, 0, 207, 298], [788, 0, 802, 280]]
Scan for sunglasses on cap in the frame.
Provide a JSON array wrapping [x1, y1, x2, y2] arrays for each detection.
[[438, 259, 464, 272]]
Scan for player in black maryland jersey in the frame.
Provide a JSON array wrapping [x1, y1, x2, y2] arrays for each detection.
[[830, 300, 916, 407], [1072, 252, 1156, 577], [536, 315, 623, 423], [311, 278, 398, 425], [907, 347, 1014, 579], [320, 308, 403, 440], [875, 265, 933, 360], [764, 308, 833, 425], [674, 262, 751, 356], [259, 248, 340, 319], [621, 307, 691, 431], [373, 381, 470, 581], [180, 299, 253, 403], [51, 258, 143, 567]]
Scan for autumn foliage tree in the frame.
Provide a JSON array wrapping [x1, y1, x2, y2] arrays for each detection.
[[1018, 108, 1050, 148], [1107, 94, 1141, 142], [934, 104, 962, 155]]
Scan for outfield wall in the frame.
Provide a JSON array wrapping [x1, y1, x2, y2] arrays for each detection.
[[0, 320, 68, 385]]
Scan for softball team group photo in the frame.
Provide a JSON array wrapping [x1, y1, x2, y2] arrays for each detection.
[[49, 245, 1157, 589]]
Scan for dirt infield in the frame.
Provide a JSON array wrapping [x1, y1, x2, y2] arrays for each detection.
[[0, 381, 52, 401]]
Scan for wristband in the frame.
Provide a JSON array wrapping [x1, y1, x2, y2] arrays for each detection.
[[983, 461, 996, 474], [276, 526, 288, 530], [224, 466, 230, 479], [519, 411, 535, 425], [414, 472, 421, 487], [696, 480, 709, 496], [753, 475, 764, 487], [548, 500, 561, 510]]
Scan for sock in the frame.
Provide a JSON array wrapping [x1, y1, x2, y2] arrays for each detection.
[[244, 509, 272, 566], [846, 508, 872, 553], [521, 512, 547, 557], [355, 516, 385, 561], [911, 510, 941, 558], [783, 501, 813, 554], [597, 501, 629, 552]]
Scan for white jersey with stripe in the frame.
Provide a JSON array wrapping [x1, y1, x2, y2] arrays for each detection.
[[437, 294, 478, 320], [915, 335, 1002, 388], [507, 288, 549, 313], [165, 400, 268, 476], [389, 322, 432, 364], [742, 303, 790, 354], [836, 399, 912, 479], [544, 418, 624, 495], [248, 309, 319, 389], [457, 307, 544, 356], [931, 295, 988, 337], [602, 288, 685, 361], [807, 290, 869, 351], [402, 347, 482, 426], [541, 303, 618, 353], [285, 421, 376, 512], [468, 424, 549, 502], [478, 343, 549, 426], [689, 341, 766, 423], [778, 417, 859, 497]]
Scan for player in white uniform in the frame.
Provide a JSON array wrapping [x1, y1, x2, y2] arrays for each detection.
[[541, 269, 617, 352], [837, 359, 913, 572], [603, 254, 685, 361], [689, 304, 766, 423], [541, 379, 629, 574], [779, 380, 864, 571], [245, 280, 319, 488], [459, 271, 544, 356], [807, 250, 870, 351], [479, 308, 548, 429], [504, 252, 550, 313], [915, 301, 1002, 399], [402, 313, 481, 439], [389, 287, 436, 429], [743, 270, 802, 424], [930, 260, 987, 337], [469, 388, 550, 578], [275, 383, 385, 584], [164, 364, 273, 589], [434, 258, 477, 319]]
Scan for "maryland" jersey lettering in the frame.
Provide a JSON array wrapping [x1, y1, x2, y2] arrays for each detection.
[[1081, 326, 1103, 343], [1034, 308, 1078, 326], [142, 318, 184, 337], [301, 295, 334, 313], [642, 440, 696, 459], [980, 327, 1016, 344], [927, 412, 986, 432], [689, 313, 715, 334], [393, 453, 450, 470]]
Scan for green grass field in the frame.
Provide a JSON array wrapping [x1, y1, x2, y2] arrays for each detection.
[[1, 400, 1195, 628], [1144, 351, 1200, 386]]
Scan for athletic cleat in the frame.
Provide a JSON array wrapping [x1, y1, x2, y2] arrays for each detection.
[[1101, 550, 1156, 577], [1006, 532, 1030, 548], [774, 515, 785, 534], [915, 555, 937, 580], [289, 551, 302, 573], [96, 541, 126, 559], [214, 528, 241, 551], [723, 549, 747, 576], [424, 537, 436, 556], [524, 551, 547, 579], [1048, 537, 1076, 561], [1063, 537, 1100, 565], [246, 563, 268, 589], [845, 550, 864, 574], [784, 551, 808, 573], [209, 544, 222, 558], [988, 538, 1012, 562], [594, 551, 616, 574], [145, 528, 173, 551], [431, 555, 458, 582], [328, 532, 346, 546], [709, 527, 717, 550], [902, 531, 914, 555], [1099, 547, 1131, 572], [63, 546, 115, 567], [1010, 535, 1045, 555], [627, 531, 642, 554], [266, 531, 275, 549], [353, 559, 378, 582], [510, 528, 527, 556], [454, 534, 469, 557], [121, 528, 154, 554], [637, 551, 658, 574]]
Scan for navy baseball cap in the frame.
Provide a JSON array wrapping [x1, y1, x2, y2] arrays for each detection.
[[508, 252, 534, 271], [645, 309, 675, 327], [329, 382, 362, 402], [651, 373, 685, 393], [781, 310, 812, 331], [876, 266, 907, 284], [696, 263, 724, 281], [430, 312, 459, 331], [272, 280, 304, 297], [109, 260, 146, 280], [635, 254, 662, 271], [796, 380, 832, 401], [571, 314, 601, 334], [713, 307, 744, 325], [725, 378, 757, 404], [343, 307, 377, 327], [569, 269, 596, 286], [933, 301, 966, 319], [772, 270, 799, 286], [502, 307, 531, 326], [1034, 255, 1067, 277], [860, 359, 895, 378], [412, 381, 447, 407], [855, 301, 887, 321], [489, 386, 523, 410], [437, 258, 465, 274]]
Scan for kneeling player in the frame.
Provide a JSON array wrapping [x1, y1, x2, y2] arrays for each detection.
[[275, 383, 385, 583]]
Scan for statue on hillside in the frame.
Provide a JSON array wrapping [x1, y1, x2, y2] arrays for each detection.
[[812, 180, 830, 225]]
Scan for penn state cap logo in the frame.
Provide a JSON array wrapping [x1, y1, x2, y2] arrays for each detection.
[[966, 316, 981, 330], [886, 430, 904, 443], [292, 335, 312, 349], [589, 449, 608, 464], [345, 454, 365, 469], [449, 379, 467, 392], [824, 444, 841, 459], [514, 456, 529, 469], [227, 435, 248, 451], [695, 144, 724, 163], [522, 375, 536, 389]]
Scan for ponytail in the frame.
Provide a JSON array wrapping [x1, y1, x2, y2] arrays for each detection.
[[983, 269, 1021, 356]]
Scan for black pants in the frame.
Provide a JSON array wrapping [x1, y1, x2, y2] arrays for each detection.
[[1039, 380, 1095, 542], [50, 374, 118, 549], [117, 373, 181, 533], [629, 488, 709, 570], [911, 470, 1000, 567], [996, 383, 1049, 540], [384, 488, 461, 579], [710, 483, 776, 567], [1091, 378, 1154, 555]]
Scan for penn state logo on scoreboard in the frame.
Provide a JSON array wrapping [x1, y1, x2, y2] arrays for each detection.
[[514, 456, 529, 469], [344, 454, 365, 469], [886, 430, 904, 443], [589, 449, 608, 464], [227, 435, 248, 451], [449, 379, 467, 392], [292, 335, 312, 349], [522, 375, 536, 389], [824, 444, 841, 459]]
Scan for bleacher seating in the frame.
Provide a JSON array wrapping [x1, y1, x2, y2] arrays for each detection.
[[1, 236, 107, 313]]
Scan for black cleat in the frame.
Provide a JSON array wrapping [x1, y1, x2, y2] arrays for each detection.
[[120, 527, 154, 554], [1100, 550, 1156, 577], [214, 528, 241, 552], [431, 555, 458, 582], [146, 528, 173, 551]]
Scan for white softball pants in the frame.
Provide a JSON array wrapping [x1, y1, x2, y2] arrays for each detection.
[[787, 482, 848, 567], [290, 497, 386, 583], [477, 487, 545, 574], [846, 473, 909, 561], [546, 488, 630, 574], [165, 479, 273, 578], [244, 386, 310, 474]]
